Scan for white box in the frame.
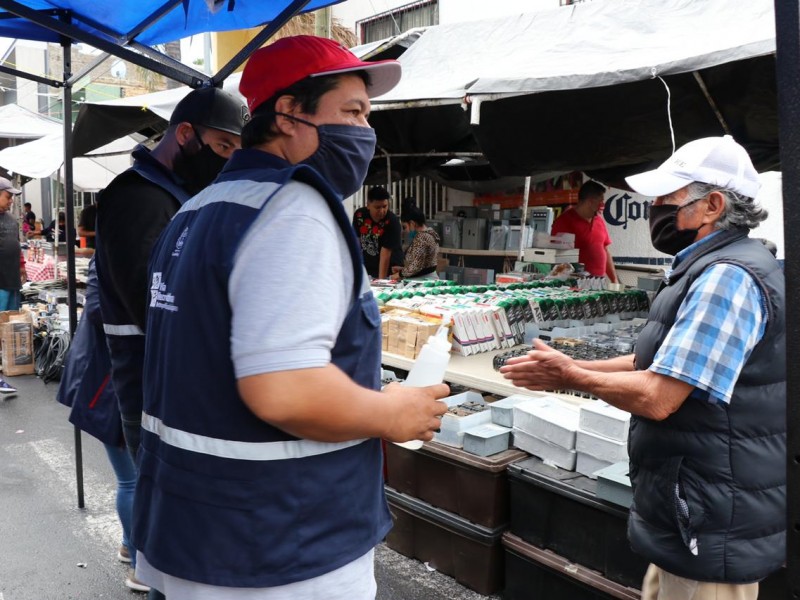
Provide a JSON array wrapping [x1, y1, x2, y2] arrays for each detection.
[[523, 247, 580, 263], [463, 423, 512, 457], [533, 232, 575, 249], [579, 401, 631, 442], [512, 396, 559, 434], [576, 429, 628, 464], [435, 397, 492, 448], [513, 428, 577, 470], [491, 394, 536, 427], [576, 452, 612, 479], [517, 400, 580, 450]]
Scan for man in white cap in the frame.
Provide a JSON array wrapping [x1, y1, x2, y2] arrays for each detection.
[[502, 135, 784, 600], [133, 36, 449, 598]]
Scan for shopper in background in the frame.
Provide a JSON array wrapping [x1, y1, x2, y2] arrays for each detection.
[[551, 180, 619, 282], [502, 136, 784, 600], [391, 207, 440, 280], [23, 201, 35, 224], [42, 211, 77, 244], [134, 35, 449, 599], [94, 86, 247, 600], [353, 185, 404, 279], [77, 202, 97, 249], [0, 177, 25, 311], [56, 258, 148, 593]]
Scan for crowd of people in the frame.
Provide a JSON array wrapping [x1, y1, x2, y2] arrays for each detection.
[[0, 33, 782, 600]]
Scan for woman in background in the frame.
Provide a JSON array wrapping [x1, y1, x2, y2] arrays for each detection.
[[391, 207, 440, 281]]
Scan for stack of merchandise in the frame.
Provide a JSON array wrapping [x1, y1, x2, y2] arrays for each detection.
[[576, 401, 630, 479]]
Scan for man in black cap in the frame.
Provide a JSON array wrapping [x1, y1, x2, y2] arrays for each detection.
[[94, 86, 248, 596]]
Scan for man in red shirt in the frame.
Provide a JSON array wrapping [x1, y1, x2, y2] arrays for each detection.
[[551, 180, 618, 282]]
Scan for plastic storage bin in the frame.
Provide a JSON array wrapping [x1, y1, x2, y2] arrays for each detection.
[[385, 487, 505, 595], [385, 440, 527, 528], [508, 456, 648, 589], [503, 532, 640, 600]]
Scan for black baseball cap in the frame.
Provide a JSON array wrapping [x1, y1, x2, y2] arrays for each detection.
[[169, 87, 250, 136]]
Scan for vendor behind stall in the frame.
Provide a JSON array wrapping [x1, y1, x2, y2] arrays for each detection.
[[391, 207, 440, 281], [551, 180, 618, 282]]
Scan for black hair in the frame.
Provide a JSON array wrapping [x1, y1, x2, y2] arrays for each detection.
[[367, 186, 391, 202], [23, 202, 31, 208], [242, 71, 372, 149], [578, 180, 606, 202], [401, 207, 426, 226]]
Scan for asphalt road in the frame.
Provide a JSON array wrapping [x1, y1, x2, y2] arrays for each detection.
[[0, 374, 500, 600]]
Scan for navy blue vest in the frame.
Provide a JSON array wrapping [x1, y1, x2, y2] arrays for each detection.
[[95, 146, 190, 426], [630, 229, 786, 583], [134, 149, 390, 587]]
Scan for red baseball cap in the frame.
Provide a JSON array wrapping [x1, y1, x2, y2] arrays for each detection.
[[239, 35, 402, 113]]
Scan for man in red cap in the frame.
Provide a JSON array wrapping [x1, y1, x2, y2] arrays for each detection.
[[133, 36, 449, 598]]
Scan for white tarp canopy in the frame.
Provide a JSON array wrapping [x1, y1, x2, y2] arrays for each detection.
[[0, 133, 134, 191], [0, 103, 61, 139], [373, 0, 775, 104]]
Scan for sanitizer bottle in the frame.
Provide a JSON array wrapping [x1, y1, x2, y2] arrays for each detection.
[[396, 324, 451, 450]]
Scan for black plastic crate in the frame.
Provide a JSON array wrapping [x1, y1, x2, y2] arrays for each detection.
[[385, 486, 505, 595], [385, 439, 526, 528], [508, 456, 649, 589], [503, 532, 640, 600]]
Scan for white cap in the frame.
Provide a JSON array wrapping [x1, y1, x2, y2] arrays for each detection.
[[625, 135, 761, 198], [0, 176, 21, 195]]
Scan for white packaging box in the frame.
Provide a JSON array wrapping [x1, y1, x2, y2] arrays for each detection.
[[512, 397, 558, 433], [515, 400, 580, 450], [435, 398, 493, 448], [463, 423, 512, 457], [532, 232, 575, 249], [579, 401, 631, 442], [513, 428, 577, 470], [576, 452, 612, 479], [491, 394, 537, 427], [523, 247, 581, 264], [576, 429, 628, 464]]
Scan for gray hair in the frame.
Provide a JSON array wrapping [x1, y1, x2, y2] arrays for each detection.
[[685, 182, 768, 230]]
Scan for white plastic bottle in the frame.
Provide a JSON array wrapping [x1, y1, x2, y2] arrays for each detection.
[[396, 325, 451, 450]]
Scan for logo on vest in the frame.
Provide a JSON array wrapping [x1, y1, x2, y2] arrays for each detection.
[[172, 227, 189, 257], [150, 271, 178, 313]]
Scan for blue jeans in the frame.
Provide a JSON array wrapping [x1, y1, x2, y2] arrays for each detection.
[[103, 443, 136, 568], [0, 289, 20, 311]]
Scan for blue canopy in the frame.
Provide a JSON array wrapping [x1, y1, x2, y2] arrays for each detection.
[[0, 0, 342, 45]]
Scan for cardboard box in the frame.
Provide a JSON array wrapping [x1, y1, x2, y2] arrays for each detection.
[[523, 247, 580, 263], [0, 311, 34, 376]]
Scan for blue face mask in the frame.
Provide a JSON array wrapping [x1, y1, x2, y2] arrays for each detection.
[[407, 230, 417, 242], [275, 113, 376, 199]]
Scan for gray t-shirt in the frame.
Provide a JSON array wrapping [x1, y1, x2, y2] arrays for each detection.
[[229, 180, 355, 378]]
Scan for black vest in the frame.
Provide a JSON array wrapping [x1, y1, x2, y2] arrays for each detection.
[[630, 228, 785, 583]]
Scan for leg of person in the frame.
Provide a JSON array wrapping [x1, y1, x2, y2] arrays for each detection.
[[0, 289, 14, 311], [648, 565, 759, 600], [103, 443, 136, 565], [120, 411, 143, 462], [640, 563, 660, 600]]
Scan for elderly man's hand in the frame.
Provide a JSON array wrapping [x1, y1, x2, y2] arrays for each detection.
[[499, 339, 577, 391]]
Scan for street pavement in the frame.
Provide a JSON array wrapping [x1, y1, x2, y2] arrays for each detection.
[[0, 374, 500, 600]]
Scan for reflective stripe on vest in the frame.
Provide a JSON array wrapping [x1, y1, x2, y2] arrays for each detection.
[[142, 412, 367, 461], [103, 323, 144, 336]]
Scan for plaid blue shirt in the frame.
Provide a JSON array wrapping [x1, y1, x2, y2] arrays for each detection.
[[649, 232, 767, 405]]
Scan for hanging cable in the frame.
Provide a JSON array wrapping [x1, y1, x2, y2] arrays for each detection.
[[656, 74, 676, 154]]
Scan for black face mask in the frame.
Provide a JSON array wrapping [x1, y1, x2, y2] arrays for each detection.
[[173, 129, 229, 195], [649, 201, 700, 256]]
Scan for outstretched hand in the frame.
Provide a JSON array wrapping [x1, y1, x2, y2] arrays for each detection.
[[499, 339, 577, 391]]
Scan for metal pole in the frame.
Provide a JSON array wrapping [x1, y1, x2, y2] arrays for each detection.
[[62, 31, 84, 510], [518, 176, 531, 261], [774, 0, 800, 595]]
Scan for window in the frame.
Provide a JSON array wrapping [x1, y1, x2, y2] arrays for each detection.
[[358, 0, 438, 44]]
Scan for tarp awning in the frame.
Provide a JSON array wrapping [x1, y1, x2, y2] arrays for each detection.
[[0, 103, 61, 139]]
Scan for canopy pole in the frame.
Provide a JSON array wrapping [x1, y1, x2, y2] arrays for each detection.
[[61, 31, 84, 510], [775, 0, 800, 594], [518, 176, 531, 261], [692, 72, 731, 135]]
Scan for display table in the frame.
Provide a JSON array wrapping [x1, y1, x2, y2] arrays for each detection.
[[382, 347, 585, 407], [25, 256, 56, 282]]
